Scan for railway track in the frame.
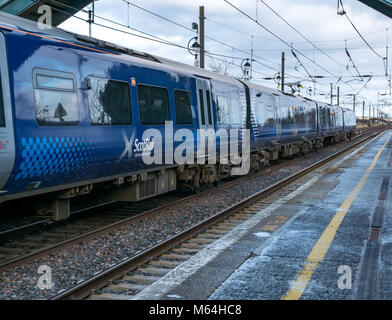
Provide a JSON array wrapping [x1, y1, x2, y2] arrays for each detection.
[[0, 126, 381, 274], [46, 125, 386, 300]]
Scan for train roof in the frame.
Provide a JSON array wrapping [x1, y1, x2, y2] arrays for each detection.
[[0, 11, 357, 113]]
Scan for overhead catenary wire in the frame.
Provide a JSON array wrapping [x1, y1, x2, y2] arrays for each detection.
[[338, 0, 385, 61], [105, 0, 358, 90], [258, 0, 349, 71], [204, 52, 275, 78], [50, 4, 190, 49], [223, 0, 360, 93], [204, 17, 311, 73], [120, 0, 308, 78], [344, 40, 363, 81], [356, 76, 373, 96], [50, 1, 294, 81], [203, 50, 304, 79], [50, 0, 382, 104], [224, 0, 338, 78], [290, 48, 315, 82]]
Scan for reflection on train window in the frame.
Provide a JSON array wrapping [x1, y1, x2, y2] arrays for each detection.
[[328, 109, 334, 127], [0, 75, 5, 127], [294, 105, 305, 124], [323, 108, 331, 129], [216, 95, 230, 124], [198, 89, 206, 125], [174, 90, 192, 125], [37, 75, 74, 90], [321, 109, 326, 128], [206, 91, 213, 125], [230, 94, 242, 125], [255, 94, 274, 126], [34, 69, 79, 126], [307, 107, 316, 129], [138, 85, 170, 125], [87, 77, 132, 126], [278, 98, 295, 125], [278, 106, 288, 124], [335, 109, 342, 127], [287, 106, 295, 124]]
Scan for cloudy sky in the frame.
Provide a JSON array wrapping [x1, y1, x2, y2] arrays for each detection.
[[59, 0, 392, 117]]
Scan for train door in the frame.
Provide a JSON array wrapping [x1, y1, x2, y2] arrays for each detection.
[[196, 78, 214, 130], [0, 32, 15, 192], [196, 78, 214, 158], [274, 95, 282, 143]]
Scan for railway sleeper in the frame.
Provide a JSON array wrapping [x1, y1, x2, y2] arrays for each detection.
[[160, 253, 192, 261], [106, 282, 146, 293], [181, 242, 205, 249], [195, 232, 222, 240], [148, 259, 181, 269], [122, 274, 161, 285], [136, 266, 171, 276], [88, 293, 133, 300], [172, 247, 200, 254]]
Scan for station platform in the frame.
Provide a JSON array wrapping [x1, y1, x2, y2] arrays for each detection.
[[134, 130, 392, 300]]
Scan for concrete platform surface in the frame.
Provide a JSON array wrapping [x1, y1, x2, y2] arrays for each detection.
[[134, 130, 392, 300]]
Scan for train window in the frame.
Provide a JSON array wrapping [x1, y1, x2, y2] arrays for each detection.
[[327, 109, 333, 128], [138, 85, 170, 125], [206, 90, 213, 125], [255, 94, 274, 126], [336, 109, 343, 127], [278, 98, 295, 125], [230, 94, 242, 125], [33, 69, 79, 126], [216, 95, 230, 125], [198, 90, 206, 125], [329, 109, 335, 127], [37, 75, 74, 91], [0, 75, 5, 127], [87, 77, 132, 126], [306, 105, 316, 128], [322, 109, 329, 128], [174, 90, 193, 125], [278, 106, 288, 125], [294, 105, 305, 124], [287, 106, 295, 124]]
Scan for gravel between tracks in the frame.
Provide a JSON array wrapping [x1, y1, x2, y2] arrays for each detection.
[[0, 134, 377, 299]]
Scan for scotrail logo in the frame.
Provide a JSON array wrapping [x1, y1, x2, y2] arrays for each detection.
[[119, 121, 250, 176]]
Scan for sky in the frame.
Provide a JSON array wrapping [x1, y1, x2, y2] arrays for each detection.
[[59, 0, 392, 117]]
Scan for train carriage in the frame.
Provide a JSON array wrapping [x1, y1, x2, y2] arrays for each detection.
[[0, 11, 356, 220]]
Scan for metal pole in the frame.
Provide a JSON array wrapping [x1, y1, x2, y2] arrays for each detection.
[[378, 91, 380, 109], [88, 10, 92, 37], [199, 6, 205, 69], [330, 83, 333, 104], [353, 94, 356, 112], [88, 1, 94, 38], [362, 101, 365, 125], [337, 87, 340, 106], [281, 52, 285, 93], [386, 27, 389, 77], [250, 35, 254, 80]]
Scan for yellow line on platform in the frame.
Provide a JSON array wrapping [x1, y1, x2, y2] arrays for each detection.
[[282, 132, 391, 300]]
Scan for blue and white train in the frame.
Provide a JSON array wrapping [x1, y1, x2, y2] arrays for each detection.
[[0, 12, 356, 219]]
